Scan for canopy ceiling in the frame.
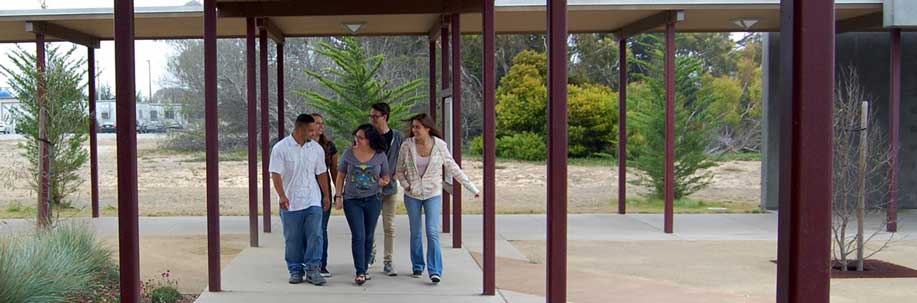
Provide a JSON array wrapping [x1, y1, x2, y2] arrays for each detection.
[[0, 0, 886, 43]]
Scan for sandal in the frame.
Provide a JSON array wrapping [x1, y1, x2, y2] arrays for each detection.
[[355, 274, 367, 286]]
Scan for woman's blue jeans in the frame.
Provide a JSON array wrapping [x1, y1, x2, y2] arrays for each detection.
[[343, 194, 382, 275], [404, 194, 443, 277]]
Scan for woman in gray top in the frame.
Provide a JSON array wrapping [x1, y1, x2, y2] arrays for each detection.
[[334, 123, 390, 285]]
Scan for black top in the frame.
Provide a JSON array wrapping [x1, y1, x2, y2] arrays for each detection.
[[382, 129, 394, 153]]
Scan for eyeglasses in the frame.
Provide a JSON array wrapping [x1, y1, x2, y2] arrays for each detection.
[[369, 114, 385, 120]]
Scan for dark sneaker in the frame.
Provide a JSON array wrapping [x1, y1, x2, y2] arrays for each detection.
[[411, 271, 423, 278], [383, 262, 398, 276], [320, 268, 332, 278], [305, 270, 327, 286], [289, 273, 303, 284], [430, 275, 441, 284]]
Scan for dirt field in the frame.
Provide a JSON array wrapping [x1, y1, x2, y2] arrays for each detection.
[[103, 235, 249, 295], [0, 135, 762, 216]]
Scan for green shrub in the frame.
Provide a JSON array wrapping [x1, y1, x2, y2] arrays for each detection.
[[0, 223, 118, 303], [496, 132, 546, 161], [495, 51, 619, 158], [144, 270, 182, 303], [469, 135, 485, 156]]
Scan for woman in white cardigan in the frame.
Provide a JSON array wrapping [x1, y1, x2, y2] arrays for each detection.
[[395, 113, 480, 284]]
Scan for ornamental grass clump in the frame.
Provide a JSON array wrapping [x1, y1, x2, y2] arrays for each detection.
[[0, 222, 118, 303]]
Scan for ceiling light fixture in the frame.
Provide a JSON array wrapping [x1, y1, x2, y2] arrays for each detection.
[[342, 22, 365, 34], [732, 18, 760, 30]]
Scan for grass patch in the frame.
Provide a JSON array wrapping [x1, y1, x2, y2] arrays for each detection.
[[713, 152, 761, 162], [624, 198, 765, 214], [0, 203, 119, 219]]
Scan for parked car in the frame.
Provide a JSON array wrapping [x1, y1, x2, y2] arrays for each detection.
[[164, 119, 184, 130], [99, 122, 116, 133], [144, 121, 166, 133]]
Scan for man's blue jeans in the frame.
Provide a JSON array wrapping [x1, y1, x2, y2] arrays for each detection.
[[280, 206, 324, 275], [343, 194, 382, 275], [404, 194, 443, 277]]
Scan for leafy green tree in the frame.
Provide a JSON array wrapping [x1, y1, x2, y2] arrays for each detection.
[[629, 48, 721, 199], [495, 50, 618, 158], [295, 37, 424, 147], [495, 50, 548, 137], [568, 83, 617, 157], [1, 45, 89, 208]]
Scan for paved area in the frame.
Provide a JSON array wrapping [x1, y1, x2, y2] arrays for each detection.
[[194, 215, 505, 303], [2, 211, 913, 303]]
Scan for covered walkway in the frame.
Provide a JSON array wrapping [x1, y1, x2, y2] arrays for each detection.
[[194, 217, 505, 303]]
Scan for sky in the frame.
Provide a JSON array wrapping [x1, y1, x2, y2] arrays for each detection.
[[0, 0, 190, 98]]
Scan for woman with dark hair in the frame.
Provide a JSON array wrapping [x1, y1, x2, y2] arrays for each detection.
[[333, 123, 391, 285], [395, 113, 480, 284], [310, 113, 337, 278]]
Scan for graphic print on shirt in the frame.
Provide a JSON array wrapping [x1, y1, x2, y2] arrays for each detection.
[[350, 164, 377, 191]]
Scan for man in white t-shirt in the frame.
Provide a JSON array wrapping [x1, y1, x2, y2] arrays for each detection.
[[269, 114, 331, 285]]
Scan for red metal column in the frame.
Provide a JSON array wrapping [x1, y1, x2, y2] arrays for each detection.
[[260, 28, 272, 233], [618, 35, 627, 215], [776, 0, 834, 302], [429, 39, 437, 121], [277, 42, 285, 139], [246, 17, 259, 247], [887, 28, 900, 233], [451, 14, 464, 249], [35, 34, 50, 228], [88, 47, 100, 218], [546, 0, 569, 302], [203, 0, 222, 292], [482, 0, 496, 296], [441, 24, 451, 234], [113, 0, 141, 300], [664, 23, 675, 234]]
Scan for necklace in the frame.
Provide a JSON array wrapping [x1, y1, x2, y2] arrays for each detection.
[[416, 138, 432, 157]]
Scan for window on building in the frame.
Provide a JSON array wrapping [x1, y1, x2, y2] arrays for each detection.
[[165, 110, 175, 120], [151, 111, 159, 121], [101, 112, 110, 120]]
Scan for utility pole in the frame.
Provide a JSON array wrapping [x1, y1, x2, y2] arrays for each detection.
[[147, 59, 153, 103]]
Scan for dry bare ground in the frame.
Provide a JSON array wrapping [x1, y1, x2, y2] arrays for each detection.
[[0, 135, 761, 216]]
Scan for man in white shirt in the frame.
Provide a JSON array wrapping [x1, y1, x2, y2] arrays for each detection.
[[269, 114, 331, 285]]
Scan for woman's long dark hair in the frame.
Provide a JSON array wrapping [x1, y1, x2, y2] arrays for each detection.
[[353, 123, 387, 153], [403, 113, 443, 139], [310, 113, 334, 153]]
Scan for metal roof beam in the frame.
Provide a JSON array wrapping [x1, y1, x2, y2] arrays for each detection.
[[217, 0, 480, 18], [613, 10, 685, 39], [24, 21, 100, 48], [429, 15, 448, 42], [256, 17, 284, 44], [836, 12, 883, 33]]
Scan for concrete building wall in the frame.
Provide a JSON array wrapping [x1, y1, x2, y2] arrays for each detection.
[[762, 32, 917, 210]]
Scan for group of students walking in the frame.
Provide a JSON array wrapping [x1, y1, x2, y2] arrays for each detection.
[[269, 103, 480, 287]]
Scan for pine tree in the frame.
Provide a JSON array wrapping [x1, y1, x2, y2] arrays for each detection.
[[1, 45, 89, 209], [295, 37, 424, 146], [629, 38, 720, 199]]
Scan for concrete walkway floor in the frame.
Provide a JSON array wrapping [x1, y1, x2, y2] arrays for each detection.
[[193, 214, 506, 303]]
